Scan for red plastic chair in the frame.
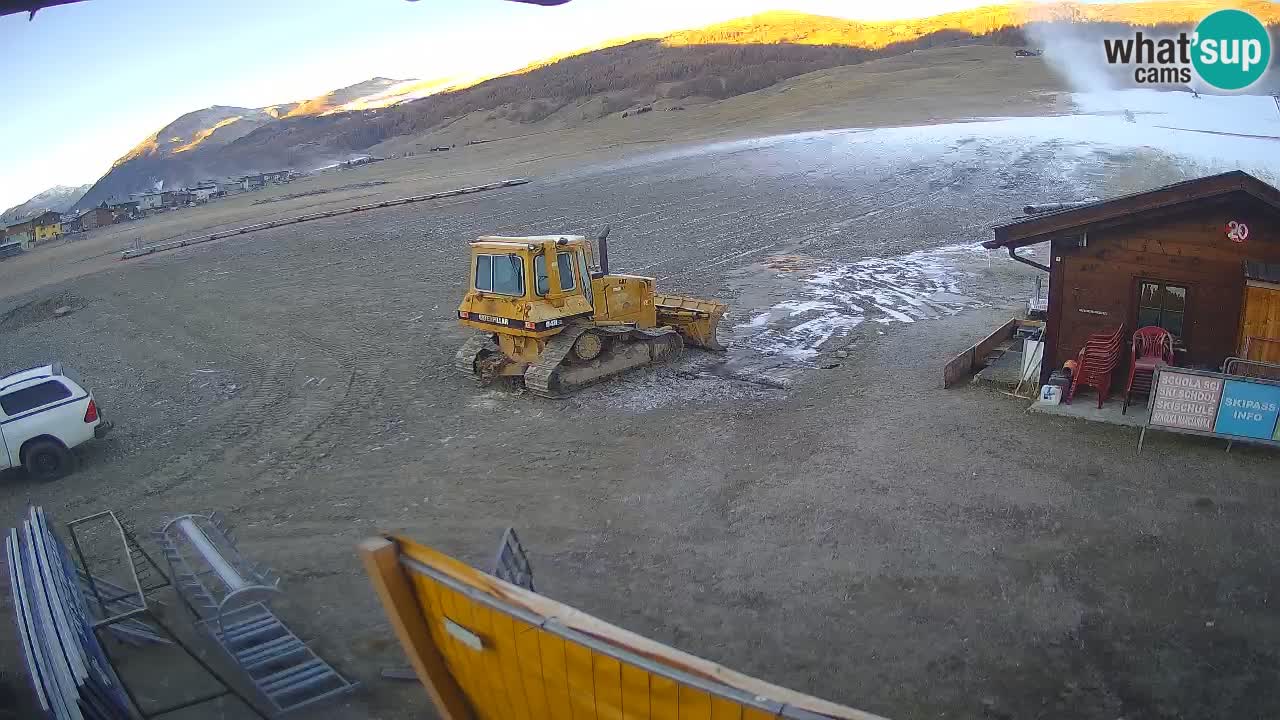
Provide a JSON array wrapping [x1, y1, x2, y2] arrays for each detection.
[[1122, 326, 1174, 414], [1066, 325, 1125, 408]]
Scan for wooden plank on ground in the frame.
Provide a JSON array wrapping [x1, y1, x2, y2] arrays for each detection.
[[357, 538, 472, 720]]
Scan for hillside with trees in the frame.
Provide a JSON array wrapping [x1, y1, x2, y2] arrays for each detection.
[[77, 2, 1280, 209]]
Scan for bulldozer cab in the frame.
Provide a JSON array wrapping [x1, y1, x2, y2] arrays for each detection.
[[459, 236, 597, 337], [469, 235, 593, 301], [532, 241, 593, 306]]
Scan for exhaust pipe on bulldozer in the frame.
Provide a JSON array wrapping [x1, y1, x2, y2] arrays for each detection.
[[596, 224, 611, 275]]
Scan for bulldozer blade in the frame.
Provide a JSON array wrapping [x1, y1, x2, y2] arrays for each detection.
[[655, 295, 727, 351]]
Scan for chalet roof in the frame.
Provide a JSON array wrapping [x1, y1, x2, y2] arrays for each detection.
[[985, 171, 1280, 250]]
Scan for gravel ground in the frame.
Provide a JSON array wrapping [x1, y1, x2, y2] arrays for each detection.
[[0, 126, 1277, 720]]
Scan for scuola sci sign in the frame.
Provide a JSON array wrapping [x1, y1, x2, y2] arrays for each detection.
[[1146, 368, 1280, 449]]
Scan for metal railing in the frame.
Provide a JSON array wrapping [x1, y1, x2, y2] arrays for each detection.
[[1224, 354, 1280, 380]]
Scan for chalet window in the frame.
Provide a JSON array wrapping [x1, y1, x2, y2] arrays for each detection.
[[1137, 280, 1187, 341]]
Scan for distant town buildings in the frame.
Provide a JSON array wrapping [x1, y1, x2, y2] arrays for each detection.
[[189, 183, 219, 202], [339, 156, 385, 170], [109, 199, 140, 218], [1, 165, 303, 257], [1, 209, 62, 253], [239, 170, 291, 191], [131, 189, 192, 211]]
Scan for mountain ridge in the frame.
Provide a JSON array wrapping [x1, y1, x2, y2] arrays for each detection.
[[73, 2, 1280, 210], [2, 184, 91, 224]]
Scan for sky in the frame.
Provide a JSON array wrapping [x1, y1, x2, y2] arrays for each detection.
[[0, 0, 1098, 211]]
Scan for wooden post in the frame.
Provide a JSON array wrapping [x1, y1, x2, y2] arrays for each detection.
[[358, 537, 472, 720]]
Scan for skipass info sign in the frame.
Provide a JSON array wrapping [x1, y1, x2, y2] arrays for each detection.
[[1149, 368, 1280, 444]]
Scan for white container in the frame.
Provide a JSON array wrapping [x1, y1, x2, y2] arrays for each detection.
[[1038, 385, 1063, 405]]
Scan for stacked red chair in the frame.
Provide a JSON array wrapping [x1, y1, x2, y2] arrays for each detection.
[[1122, 326, 1175, 414], [1065, 325, 1125, 408]]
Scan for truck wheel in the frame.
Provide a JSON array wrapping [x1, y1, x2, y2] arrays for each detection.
[[22, 440, 74, 482]]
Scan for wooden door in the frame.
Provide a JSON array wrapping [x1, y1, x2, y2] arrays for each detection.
[[1239, 281, 1280, 362]]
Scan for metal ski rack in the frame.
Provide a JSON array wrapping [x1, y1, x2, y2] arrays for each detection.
[[155, 513, 281, 624], [197, 603, 359, 715], [64, 509, 268, 719], [156, 512, 357, 715]]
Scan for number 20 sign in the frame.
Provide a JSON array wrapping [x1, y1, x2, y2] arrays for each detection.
[[1227, 220, 1250, 243]]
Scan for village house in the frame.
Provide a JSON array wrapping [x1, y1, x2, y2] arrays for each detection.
[[60, 212, 82, 233], [132, 189, 192, 212], [78, 205, 116, 231], [188, 183, 218, 202], [241, 170, 292, 191], [984, 171, 1280, 383], [133, 191, 164, 212], [3, 220, 34, 249], [31, 210, 62, 243], [0, 238, 23, 260], [109, 199, 140, 219]]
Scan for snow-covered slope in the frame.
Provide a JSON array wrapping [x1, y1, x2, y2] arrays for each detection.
[[2, 184, 90, 224]]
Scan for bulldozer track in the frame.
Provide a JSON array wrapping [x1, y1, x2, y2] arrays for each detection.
[[455, 334, 498, 377], [524, 325, 681, 398], [523, 326, 589, 398]]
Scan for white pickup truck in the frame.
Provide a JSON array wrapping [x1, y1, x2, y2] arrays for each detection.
[[0, 363, 111, 480]]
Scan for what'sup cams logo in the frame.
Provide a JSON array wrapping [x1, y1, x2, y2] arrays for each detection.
[[1103, 9, 1272, 90]]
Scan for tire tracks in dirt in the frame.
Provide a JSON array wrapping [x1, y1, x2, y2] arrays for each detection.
[[136, 350, 297, 498], [244, 327, 397, 493]]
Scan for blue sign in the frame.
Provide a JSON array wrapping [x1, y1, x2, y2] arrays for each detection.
[[1213, 379, 1280, 440]]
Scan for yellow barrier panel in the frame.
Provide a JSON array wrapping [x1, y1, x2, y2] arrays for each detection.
[[360, 536, 888, 720]]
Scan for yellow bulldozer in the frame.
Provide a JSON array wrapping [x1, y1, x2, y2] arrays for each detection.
[[455, 228, 726, 397]]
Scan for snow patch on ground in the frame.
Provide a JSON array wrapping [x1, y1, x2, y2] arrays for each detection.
[[593, 90, 1280, 188], [735, 244, 987, 361]]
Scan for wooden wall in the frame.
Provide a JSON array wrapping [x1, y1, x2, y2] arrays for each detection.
[[1045, 196, 1280, 379], [1241, 282, 1280, 362]]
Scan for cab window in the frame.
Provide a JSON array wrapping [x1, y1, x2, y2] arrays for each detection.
[[556, 252, 575, 291], [577, 251, 592, 304], [533, 252, 577, 295], [474, 254, 524, 296], [0, 380, 72, 415]]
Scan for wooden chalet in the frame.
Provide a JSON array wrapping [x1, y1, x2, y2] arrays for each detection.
[[985, 171, 1280, 384]]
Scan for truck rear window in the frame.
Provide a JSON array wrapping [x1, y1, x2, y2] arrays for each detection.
[[0, 380, 72, 415]]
